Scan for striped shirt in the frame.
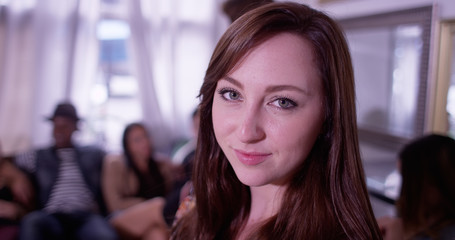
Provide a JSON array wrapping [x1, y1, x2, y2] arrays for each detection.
[[16, 148, 97, 213]]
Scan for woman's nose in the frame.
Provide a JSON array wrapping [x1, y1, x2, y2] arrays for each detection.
[[237, 106, 266, 143]]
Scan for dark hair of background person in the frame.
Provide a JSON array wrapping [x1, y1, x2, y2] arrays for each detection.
[[222, 0, 274, 22], [121, 122, 166, 199], [397, 134, 455, 239], [172, 2, 381, 239]]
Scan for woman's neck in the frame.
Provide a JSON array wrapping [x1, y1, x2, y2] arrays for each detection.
[[237, 185, 286, 239], [250, 184, 284, 221], [132, 155, 148, 173]]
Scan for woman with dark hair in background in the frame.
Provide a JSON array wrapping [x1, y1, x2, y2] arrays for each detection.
[[103, 122, 182, 240], [378, 134, 455, 240], [171, 2, 381, 239]]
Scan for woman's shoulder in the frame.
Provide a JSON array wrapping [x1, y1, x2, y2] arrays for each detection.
[[154, 153, 180, 173], [104, 154, 128, 170], [154, 152, 172, 163]]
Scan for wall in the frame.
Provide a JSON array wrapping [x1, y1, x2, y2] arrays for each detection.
[[308, 0, 455, 21]]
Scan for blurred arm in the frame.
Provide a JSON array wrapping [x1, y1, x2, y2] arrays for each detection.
[[0, 160, 34, 208], [102, 154, 144, 213]]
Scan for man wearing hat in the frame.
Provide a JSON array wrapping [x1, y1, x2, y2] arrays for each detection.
[[14, 102, 118, 240]]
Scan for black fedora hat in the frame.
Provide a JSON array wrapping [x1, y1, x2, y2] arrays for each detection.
[[47, 102, 80, 122]]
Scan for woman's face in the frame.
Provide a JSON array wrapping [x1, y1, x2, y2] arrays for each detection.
[[127, 126, 151, 164], [212, 33, 325, 187]]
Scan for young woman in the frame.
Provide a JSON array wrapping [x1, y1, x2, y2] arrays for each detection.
[[171, 2, 381, 239], [103, 123, 182, 240], [378, 134, 455, 240]]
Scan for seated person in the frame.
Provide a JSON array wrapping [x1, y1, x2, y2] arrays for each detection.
[[378, 134, 455, 240], [0, 145, 34, 240], [103, 122, 183, 240], [14, 102, 118, 240], [171, 107, 199, 168]]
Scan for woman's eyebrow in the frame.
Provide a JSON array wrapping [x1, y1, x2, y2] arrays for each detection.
[[222, 76, 309, 95], [265, 85, 308, 95], [221, 76, 244, 89]]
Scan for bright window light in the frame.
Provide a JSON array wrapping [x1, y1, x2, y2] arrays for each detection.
[[0, 0, 9, 6], [90, 83, 108, 105], [109, 75, 138, 97], [96, 19, 130, 40]]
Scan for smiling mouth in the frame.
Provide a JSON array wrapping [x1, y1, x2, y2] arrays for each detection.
[[234, 149, 271, 166]]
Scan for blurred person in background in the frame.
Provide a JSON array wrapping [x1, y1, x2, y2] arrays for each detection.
[[14, 102, 118, 240], [169, 108, 200, 223], [103, 122, 183, 240], [378, 134, 455, 240], [0, 142, 34, 240], [172, 107, 200, 167]]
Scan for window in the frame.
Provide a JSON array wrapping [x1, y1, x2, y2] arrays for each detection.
[[83, 18, 142, 153], [448, 42, 455, 136], [340, 6, 433, 148], [339, 6, 433, 202], [435, 20, 455, 138]]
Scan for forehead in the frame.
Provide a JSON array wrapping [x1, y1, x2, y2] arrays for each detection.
[[229, 33, 320, 89], [128, 126, 147, 137], [257, 33, 312, 61], [52, 116, 76, 127]]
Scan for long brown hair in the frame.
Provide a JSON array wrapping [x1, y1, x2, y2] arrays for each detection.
[[172, 2, 381, 239], [397, 134, 455, 238], [122, 122, 166, 198]]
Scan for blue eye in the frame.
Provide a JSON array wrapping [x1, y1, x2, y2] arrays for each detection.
[[227, 91, 240, 100], [218, 88, 242, 101], [272, 98, 296, 109]]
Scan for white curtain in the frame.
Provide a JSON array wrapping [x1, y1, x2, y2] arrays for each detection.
[[0, 1, 37, 156], [68, 0, 101, 145], [127, 0, 171, 153], [126, 0, 229, 153], [0, 0, 228, 156], [0, 0, 100, 155]]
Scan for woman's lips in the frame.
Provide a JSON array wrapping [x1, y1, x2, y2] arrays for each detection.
[[234, 149, 271, 166]]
